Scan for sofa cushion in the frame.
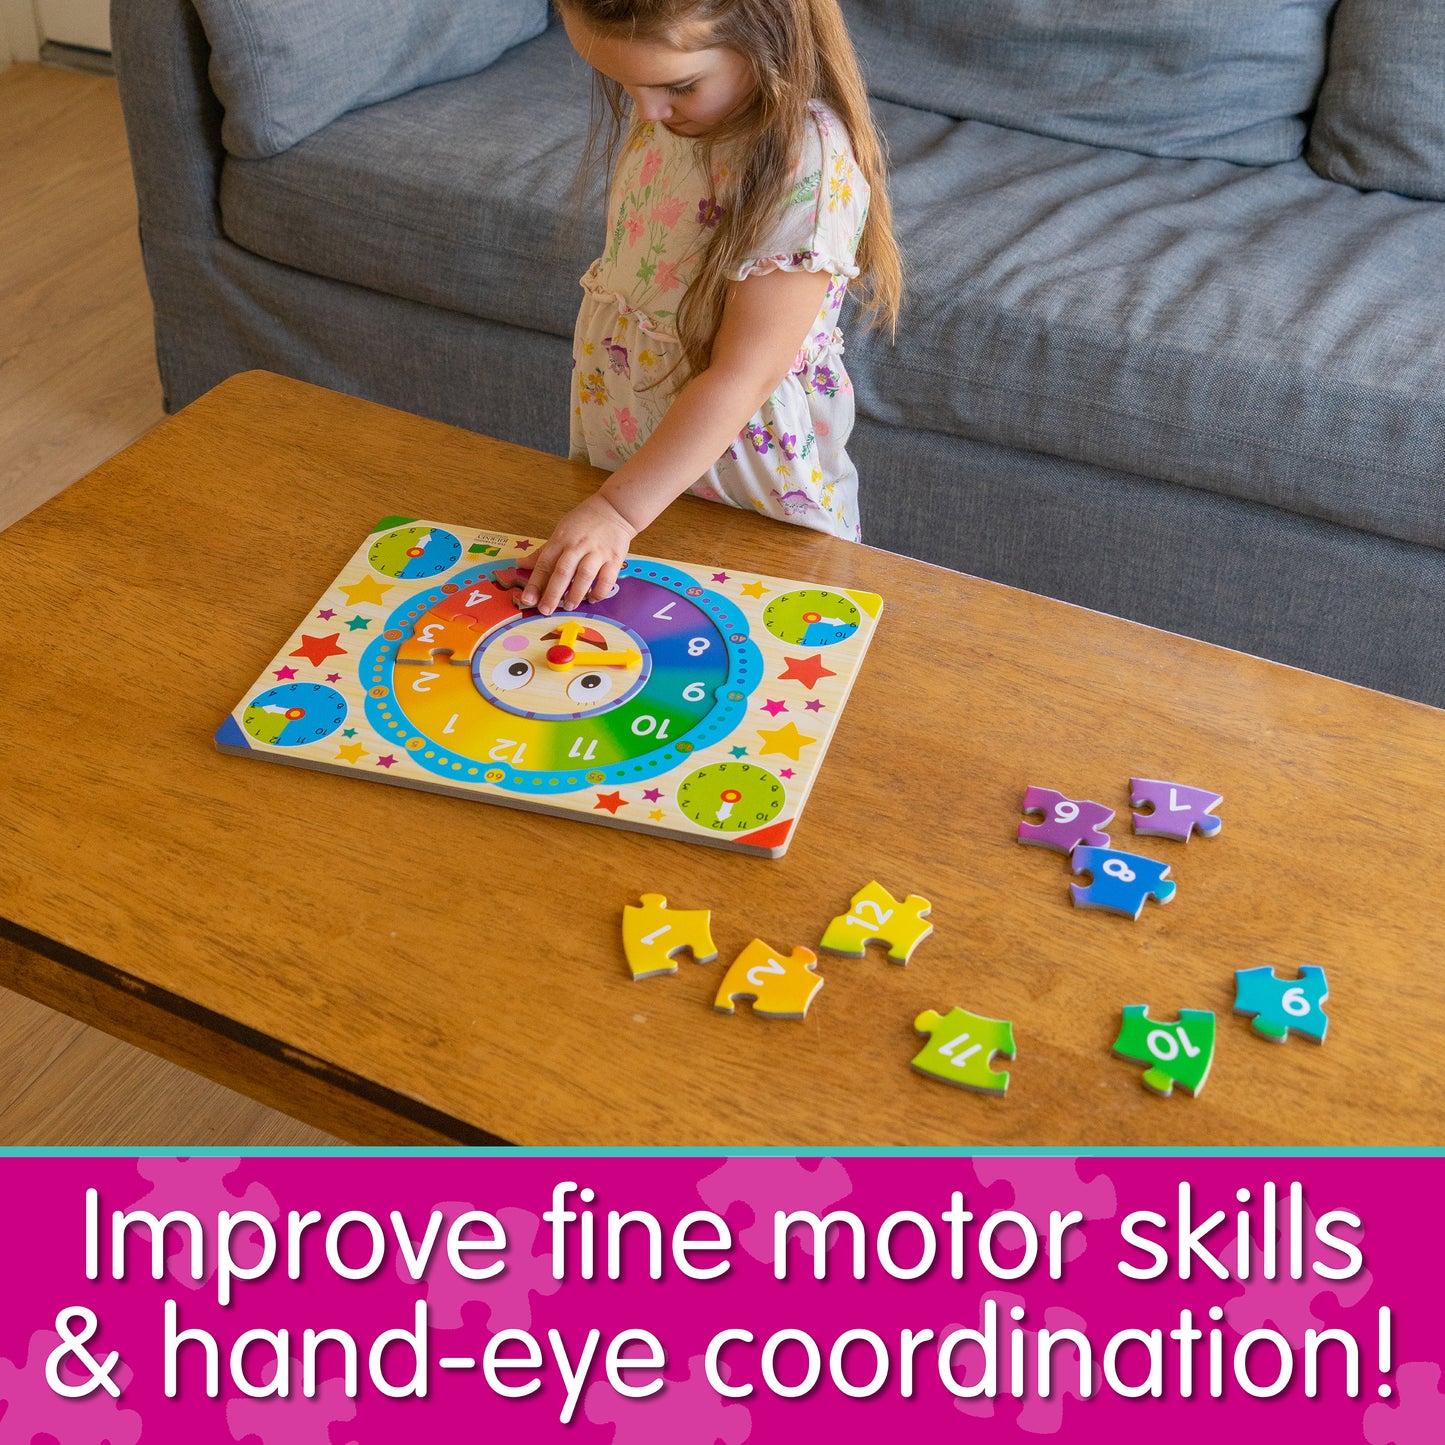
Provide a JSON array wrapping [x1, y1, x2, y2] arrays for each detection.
[[1307, 0, 1445, 202], [193, 0, 549, 159], [841, 0, 1335, 165], [221, 28, 1445, 552]]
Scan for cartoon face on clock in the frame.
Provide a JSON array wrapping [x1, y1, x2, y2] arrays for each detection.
[[472, 615, 652, 719]]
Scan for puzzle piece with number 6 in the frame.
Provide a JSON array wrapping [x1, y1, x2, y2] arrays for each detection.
[[1070, 846, 1176, 919], [621, 894, 719, 980], [819, 881, 933, 963], [911, 1007, 1015, 1095], [1112, 1005, 1215, 1097], [1130, 777, 1223, 841], [1017, 787, 1115, 852], [714, 939, 823, 1019], [1233, 965, 1329, 1043]]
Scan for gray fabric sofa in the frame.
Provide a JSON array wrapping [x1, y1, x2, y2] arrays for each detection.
[[112, 0, 1445, 706]]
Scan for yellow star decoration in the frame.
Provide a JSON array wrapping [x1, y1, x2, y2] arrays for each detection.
[[648, 809, 666, 821], [739, 580, 770, 598], [335, 741, 368, 763], [339, 576, 394, 607], [756, 721, 816, 760]]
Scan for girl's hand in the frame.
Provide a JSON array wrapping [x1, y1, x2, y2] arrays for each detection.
[[521, 492, 638, 614]]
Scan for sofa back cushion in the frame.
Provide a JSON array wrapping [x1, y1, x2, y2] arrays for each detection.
[[193, 0, 549, 159], [1307, 0, 1445, 201], [841, 0, 1335, 165]]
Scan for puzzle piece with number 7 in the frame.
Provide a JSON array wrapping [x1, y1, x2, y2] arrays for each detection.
[[911, 1007, 1015, 1094], [1112, 1005, 1215, 1096], [1233, 965, 1329, 1043], [1070, 847, 1176, 919], [819, 881, 933, 963], [621, 894, 718, 980], [714, 939, 823, 1018]]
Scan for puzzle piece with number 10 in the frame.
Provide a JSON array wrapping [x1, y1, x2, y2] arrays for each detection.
[[911, 1008, 1015, 1094], [1112, 1005, 1215, 1097], [819, 881, 933, 963], [621, 894, 718, 980], [714, 940, 823, 1019]]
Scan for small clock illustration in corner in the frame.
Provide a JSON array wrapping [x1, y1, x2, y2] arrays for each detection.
[[367, 525, 463, 580], [677, 761, 786, 834], [241, 683, 348, 747], [763, 588, 862, 647]]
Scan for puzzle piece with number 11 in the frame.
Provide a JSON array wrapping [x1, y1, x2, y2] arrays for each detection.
[[911, 1008, 1015, 1094], [1112, 1006, 1215, 1097], [621, 894, 718, 980], [819, 881, 933, 963], [714, 940, 823, 1019]]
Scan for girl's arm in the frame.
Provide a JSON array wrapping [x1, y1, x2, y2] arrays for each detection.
[[521, 265, 833, 614]]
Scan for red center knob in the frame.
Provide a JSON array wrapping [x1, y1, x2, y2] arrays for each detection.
[[546, 644, 575, 666]]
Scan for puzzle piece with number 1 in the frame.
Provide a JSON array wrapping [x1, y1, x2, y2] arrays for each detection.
[[621, 894, 718, 980], [910, 1007, 1015, 1094], [819, 881, 933, 963], [714, 940, 823, 1019]]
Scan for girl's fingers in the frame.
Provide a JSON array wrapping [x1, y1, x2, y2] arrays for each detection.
[[591, 558, 624, 602]]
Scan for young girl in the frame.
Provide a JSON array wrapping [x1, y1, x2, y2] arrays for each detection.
[[519, 0, 902, 614]]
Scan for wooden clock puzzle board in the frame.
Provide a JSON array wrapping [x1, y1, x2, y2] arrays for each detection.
[[4, 373, 1445, 1148], [215, 518, 882, 856]]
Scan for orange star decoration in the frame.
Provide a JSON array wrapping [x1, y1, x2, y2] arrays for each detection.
[[594, 791, 628, 814], [290, 633, 348, 667], [338, 577, 394, 607], [756, 721, 816, 761], [777, 654, 836, 689]]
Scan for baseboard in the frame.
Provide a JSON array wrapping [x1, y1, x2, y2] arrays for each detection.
[[40, 40, 112, 76]]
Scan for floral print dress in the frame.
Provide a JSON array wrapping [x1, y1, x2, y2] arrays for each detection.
[[570, 101, 871, 540]]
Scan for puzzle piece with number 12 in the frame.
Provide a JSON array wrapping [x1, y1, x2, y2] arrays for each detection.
[[819, 881, 933, 963]]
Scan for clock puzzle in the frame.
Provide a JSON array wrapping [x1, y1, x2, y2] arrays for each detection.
[[216, 517, 882, 857]]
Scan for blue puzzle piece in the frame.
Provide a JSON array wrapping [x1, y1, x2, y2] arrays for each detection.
[[1070, 847, 1176, 919], [1233, 965, 1329, 1043]]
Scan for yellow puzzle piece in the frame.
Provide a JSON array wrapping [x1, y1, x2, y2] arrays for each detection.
[[819, 880, 934, 964], [714, 939, 823, 1019], [621, 894, 718, 980]]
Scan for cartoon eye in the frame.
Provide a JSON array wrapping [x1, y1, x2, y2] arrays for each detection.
[[491, 658, 533, 691], [567, 671, 612, 704]]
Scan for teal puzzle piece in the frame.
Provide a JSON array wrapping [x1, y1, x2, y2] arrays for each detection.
[[1112, 1005, 1215, 1097], [1233, 965, 1329, 1043], [911, 1007, 1015, 1095]]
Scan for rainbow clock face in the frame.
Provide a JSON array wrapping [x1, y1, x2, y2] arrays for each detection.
[[360, 559, 763, 797]]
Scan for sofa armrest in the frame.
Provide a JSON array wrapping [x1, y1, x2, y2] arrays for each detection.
[[111, 0, 225, 241]]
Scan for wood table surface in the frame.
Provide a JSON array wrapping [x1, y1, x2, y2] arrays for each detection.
[[2, 371, 1442, 1147]]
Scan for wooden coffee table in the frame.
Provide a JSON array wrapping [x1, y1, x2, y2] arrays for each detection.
[[2, 371, 1441, 1146]]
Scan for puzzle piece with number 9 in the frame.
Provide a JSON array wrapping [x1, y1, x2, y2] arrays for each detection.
[[911, 1007, 1015, 1094], [1018, 787, 1115, 852], [622, 894, 718, 980], [819, 880, 933, 963], [1112, 1005, 1215, 1096], [1070, 846, 1176, 918], [1233, 965, 1329, 1043], [714, 939, 823, 1018]]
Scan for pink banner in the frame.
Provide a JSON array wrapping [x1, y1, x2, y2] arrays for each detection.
[[0, 1155, 1439, 1442]]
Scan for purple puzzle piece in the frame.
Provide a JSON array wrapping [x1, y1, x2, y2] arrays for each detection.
[[1130, 777, 1223, 841], [1018, 786, 1114, 853]]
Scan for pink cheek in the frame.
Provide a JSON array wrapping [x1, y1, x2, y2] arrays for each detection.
[[502, 635, 530, 652]]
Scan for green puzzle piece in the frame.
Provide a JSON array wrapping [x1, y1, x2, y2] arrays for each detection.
[[1112, 1005, 1216, 1097], [911, 1007, 1014, 1094]]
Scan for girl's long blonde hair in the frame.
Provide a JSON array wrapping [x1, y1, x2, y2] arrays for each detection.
[[557, 0, 903, 384]]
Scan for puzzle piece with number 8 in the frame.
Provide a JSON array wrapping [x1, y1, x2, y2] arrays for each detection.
[[1233, 964, 1329, 1043], [621, 894, 719, 980], [1130, 777, 1223, 841], [714, 939, 823, 1018], [911, 1007, 1015, 1094], [1070, 846, 1176, 918], [1018, 787, 1115, 852], [819, 881, 933, 963], [1112, 1005, 1215, 1096]]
